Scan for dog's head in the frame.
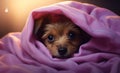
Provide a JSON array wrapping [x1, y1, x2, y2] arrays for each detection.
[[34, 14, 91, 58]]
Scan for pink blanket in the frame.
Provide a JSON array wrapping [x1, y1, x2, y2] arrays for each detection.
[[0, 1, 120, 73]]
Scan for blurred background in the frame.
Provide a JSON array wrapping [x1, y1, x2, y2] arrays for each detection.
[[0, 0, 120, 38]]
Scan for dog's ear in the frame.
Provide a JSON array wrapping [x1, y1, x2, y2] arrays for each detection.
[[34, 18, 44, 35], [80, 30, 91, 44], [34, 15, 51, 40]]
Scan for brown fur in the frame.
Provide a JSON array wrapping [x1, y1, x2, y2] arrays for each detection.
[[34, 14, 91, 58]]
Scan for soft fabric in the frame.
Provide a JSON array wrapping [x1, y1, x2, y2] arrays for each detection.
[[0, 1, 120, 73]]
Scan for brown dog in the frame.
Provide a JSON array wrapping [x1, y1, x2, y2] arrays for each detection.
[[34, 14, 91, 58]]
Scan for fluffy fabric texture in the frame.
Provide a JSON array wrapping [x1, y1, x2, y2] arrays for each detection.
[[0, 1, 120, 73]]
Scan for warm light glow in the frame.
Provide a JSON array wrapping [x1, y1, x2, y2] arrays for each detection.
[[9, 0, 63, 18], [7, 0, 64, 30], [5, 8, 9, 13], [0, 0, 68, 37]]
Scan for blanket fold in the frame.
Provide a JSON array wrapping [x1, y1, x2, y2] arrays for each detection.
[[0, 1, 120, 73]]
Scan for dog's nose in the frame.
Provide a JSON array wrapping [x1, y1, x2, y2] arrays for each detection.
[[58, 47, 67, 56]]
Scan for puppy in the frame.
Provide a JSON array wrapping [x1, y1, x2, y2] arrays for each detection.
[[34, 14, 91, 58]]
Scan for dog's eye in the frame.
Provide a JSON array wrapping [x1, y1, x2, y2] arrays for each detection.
[[47, 35, 54, 42], [68, 32, 75, 40]]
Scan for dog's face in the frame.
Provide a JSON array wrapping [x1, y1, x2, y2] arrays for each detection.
[[41, 22, 83, 58], [34, 15, 91, 58]]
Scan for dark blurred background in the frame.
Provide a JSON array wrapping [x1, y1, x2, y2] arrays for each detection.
[[0, 0, 120, 38]]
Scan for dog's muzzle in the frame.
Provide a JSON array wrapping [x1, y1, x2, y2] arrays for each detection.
[[58, 46, 67, 56]]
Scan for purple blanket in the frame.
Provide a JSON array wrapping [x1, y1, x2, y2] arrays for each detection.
[[0, 1, 120, 73]]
